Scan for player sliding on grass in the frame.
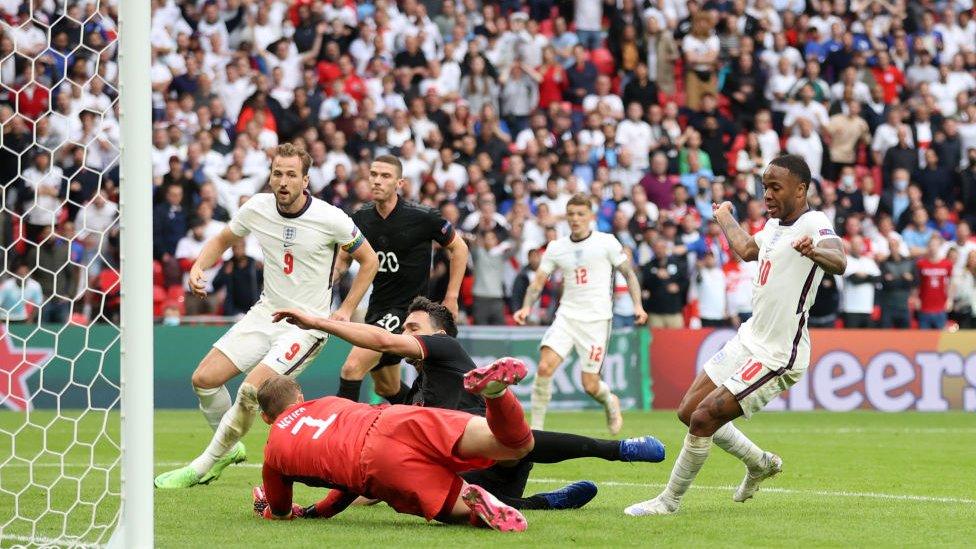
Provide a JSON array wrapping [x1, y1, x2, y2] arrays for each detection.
[[267, 298, 664, 513], [154, 144, 379, 489], [625, 155, 847, 516], [513, 193, 648, 435], [254, 360, 538, 532]]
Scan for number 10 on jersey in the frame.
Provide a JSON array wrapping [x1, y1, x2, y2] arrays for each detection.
[[758, 260, 771, 286]]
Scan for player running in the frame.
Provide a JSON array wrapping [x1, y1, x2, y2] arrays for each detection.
[[624, 155, 847, 516], [266, 298, 665, 514], [154, 143, 378, 489], [335, 155, 469, 403], [513, 193, 648, 434], [254, 361, 537, 532]]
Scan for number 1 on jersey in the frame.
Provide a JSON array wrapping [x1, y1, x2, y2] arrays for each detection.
[[291, 414, 337, 439], [575, 267, 588, 285]]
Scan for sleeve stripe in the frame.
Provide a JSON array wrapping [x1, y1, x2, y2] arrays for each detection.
[[412, 335, 427, 360]]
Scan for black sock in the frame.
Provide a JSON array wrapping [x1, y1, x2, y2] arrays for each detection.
[[494, 493, 550, 510], [336, 378, 363, 401], [384, 382, 411, 405], [523, 429, 621, 464]]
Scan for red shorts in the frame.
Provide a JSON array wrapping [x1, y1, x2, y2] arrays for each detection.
[[360, 405, 494, 520]]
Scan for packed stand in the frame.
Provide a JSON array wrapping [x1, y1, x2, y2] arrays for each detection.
[[6, 0, 975, 329], [1, 0, 121, 325]]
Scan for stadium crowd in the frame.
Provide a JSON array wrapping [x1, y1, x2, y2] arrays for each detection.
[[2, 0, 976, 330]]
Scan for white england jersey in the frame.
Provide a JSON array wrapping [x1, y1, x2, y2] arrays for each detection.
[[738, 210, 840, 369], [228, 193, 363, 316], [539, 231, 628, 322]]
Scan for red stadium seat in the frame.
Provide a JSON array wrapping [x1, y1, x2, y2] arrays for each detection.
[[589, 48, 615, 75]]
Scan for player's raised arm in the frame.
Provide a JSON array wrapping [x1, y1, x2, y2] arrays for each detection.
[[273, 309, 425, 359], [712, 201, 760, 262], [332, 236, 378, 322], [442, 234, 469, 319], [189, 226, 243, 298]]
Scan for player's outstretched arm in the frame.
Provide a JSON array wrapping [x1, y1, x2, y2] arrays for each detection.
[[617, 261, 648, 325], [189, 227, 243, 298], [792, 237, 847, 275], [713, 202, 759, 262], [332, 239, 378, 321], [260, 464, 296, 520], [513, 269, 550, 325], [304, 489, 360, 519], [273, 309, 425, 359], [442, 235, 469, 318]]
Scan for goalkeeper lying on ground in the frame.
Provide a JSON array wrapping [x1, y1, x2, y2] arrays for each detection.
[[253, 298, 665, 517]]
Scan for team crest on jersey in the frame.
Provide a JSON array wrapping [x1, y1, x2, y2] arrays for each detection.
[[574, 249, 583, 264], [819, 228, 836, 236], [284, 226, 296, 241]]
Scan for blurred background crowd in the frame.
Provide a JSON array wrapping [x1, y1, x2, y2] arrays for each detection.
[[2, 0, 976, 330]]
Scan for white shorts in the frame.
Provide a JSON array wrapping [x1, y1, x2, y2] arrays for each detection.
[[213, 303, 328, 377], [540, 315, 612, 374], [703, 335, 805, 418]]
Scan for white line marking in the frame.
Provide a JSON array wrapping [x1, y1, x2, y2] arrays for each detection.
[[0, 533, 103, 548], [6, 463, 973, 506]]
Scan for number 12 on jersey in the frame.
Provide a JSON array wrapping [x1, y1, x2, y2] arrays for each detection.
[[291, 414, 337, 439], [575, 267, 588, 285]]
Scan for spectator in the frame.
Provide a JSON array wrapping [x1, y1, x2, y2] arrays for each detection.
[[879, 237, 915, 328], [25, 225, 77, 323], [902, 208, 937, 258], [21, 150, 64, 242], [468, 230, 516, 326], [949, 250, 976, 329], [641, 237, 688, 328], [825, 100, 870, 180], [695, 251, 729, 327], [0, 263, 43, 323], [645, 17, 679, 97], [212, 241, 263, 318], [914, 236, 954, 330], [723, 251, 755, 325], [682, 13, 720, 111], [841, 237, 880, 328]]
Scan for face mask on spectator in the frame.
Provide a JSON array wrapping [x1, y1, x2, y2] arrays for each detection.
[[841, 175, 855, 189], [894, 178, 908, 191]]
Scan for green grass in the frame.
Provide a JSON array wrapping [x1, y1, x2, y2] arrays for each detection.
[[2, 410, 975, 547]]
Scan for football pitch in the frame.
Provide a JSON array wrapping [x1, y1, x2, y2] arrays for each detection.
[[1, 410, 974, 547]]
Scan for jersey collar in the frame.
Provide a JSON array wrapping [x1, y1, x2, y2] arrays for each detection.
[[778, 206, 810, 227], [277, 191, 312, 219], [570, 230, 593, 243], [376, 195, 401, 220]]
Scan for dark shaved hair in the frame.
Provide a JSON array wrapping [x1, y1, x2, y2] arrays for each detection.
[[769, 154, 812, 190], [374, 154, 403, 178], [407, 296, 458, 337]]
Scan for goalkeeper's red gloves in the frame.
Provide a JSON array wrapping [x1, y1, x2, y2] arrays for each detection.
[[252, 485, 308, 520]]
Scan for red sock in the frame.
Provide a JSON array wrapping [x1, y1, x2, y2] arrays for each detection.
[[484, 390, 533, 450]]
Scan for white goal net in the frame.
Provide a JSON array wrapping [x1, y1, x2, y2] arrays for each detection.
[[0, 1, 149, 546]]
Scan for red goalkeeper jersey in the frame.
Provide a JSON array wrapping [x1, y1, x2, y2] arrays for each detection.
[[262, 397, 384, 515]]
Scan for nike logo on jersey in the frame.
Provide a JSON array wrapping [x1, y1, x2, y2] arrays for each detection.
[[283, 242, 294, 248]]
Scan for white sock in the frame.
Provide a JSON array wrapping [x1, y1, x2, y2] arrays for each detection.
[[190, 383, 258, 476], [193, 384, 231, 432], [592, 380, 612, 406], [712, 423, 765, 470], [530, 375, 553, 430], [661, 433, 712, 504]]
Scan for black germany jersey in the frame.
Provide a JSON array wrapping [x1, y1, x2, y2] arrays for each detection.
[[352, 198, 456, 314], [408, 334, 485, 415]]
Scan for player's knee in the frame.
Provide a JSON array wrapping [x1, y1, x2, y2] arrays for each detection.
[[340, 361, 367, 380], [191, 368, 221, 390], [373, 378, 398, 398], [689, 402, 721, 436], [535, 361, 557, 378], [676, 406, 692, 426]]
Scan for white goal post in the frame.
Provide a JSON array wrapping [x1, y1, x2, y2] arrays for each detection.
[[114, 0, 154, 546]]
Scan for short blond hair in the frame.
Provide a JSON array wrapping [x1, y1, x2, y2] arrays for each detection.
[[274, 143, 313, 176]]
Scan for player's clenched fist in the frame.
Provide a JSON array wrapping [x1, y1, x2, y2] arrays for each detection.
[[188, 264, 208, 298], [253, 485, 306, 520], [712, 201, 734, 219], [792, 236, 815, 258], [512, 307, 530, 325], [272, 308, 322, 330]]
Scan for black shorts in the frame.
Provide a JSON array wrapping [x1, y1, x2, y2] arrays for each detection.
[[460, 460, 534, 499], [364, 307, 408, 369]]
